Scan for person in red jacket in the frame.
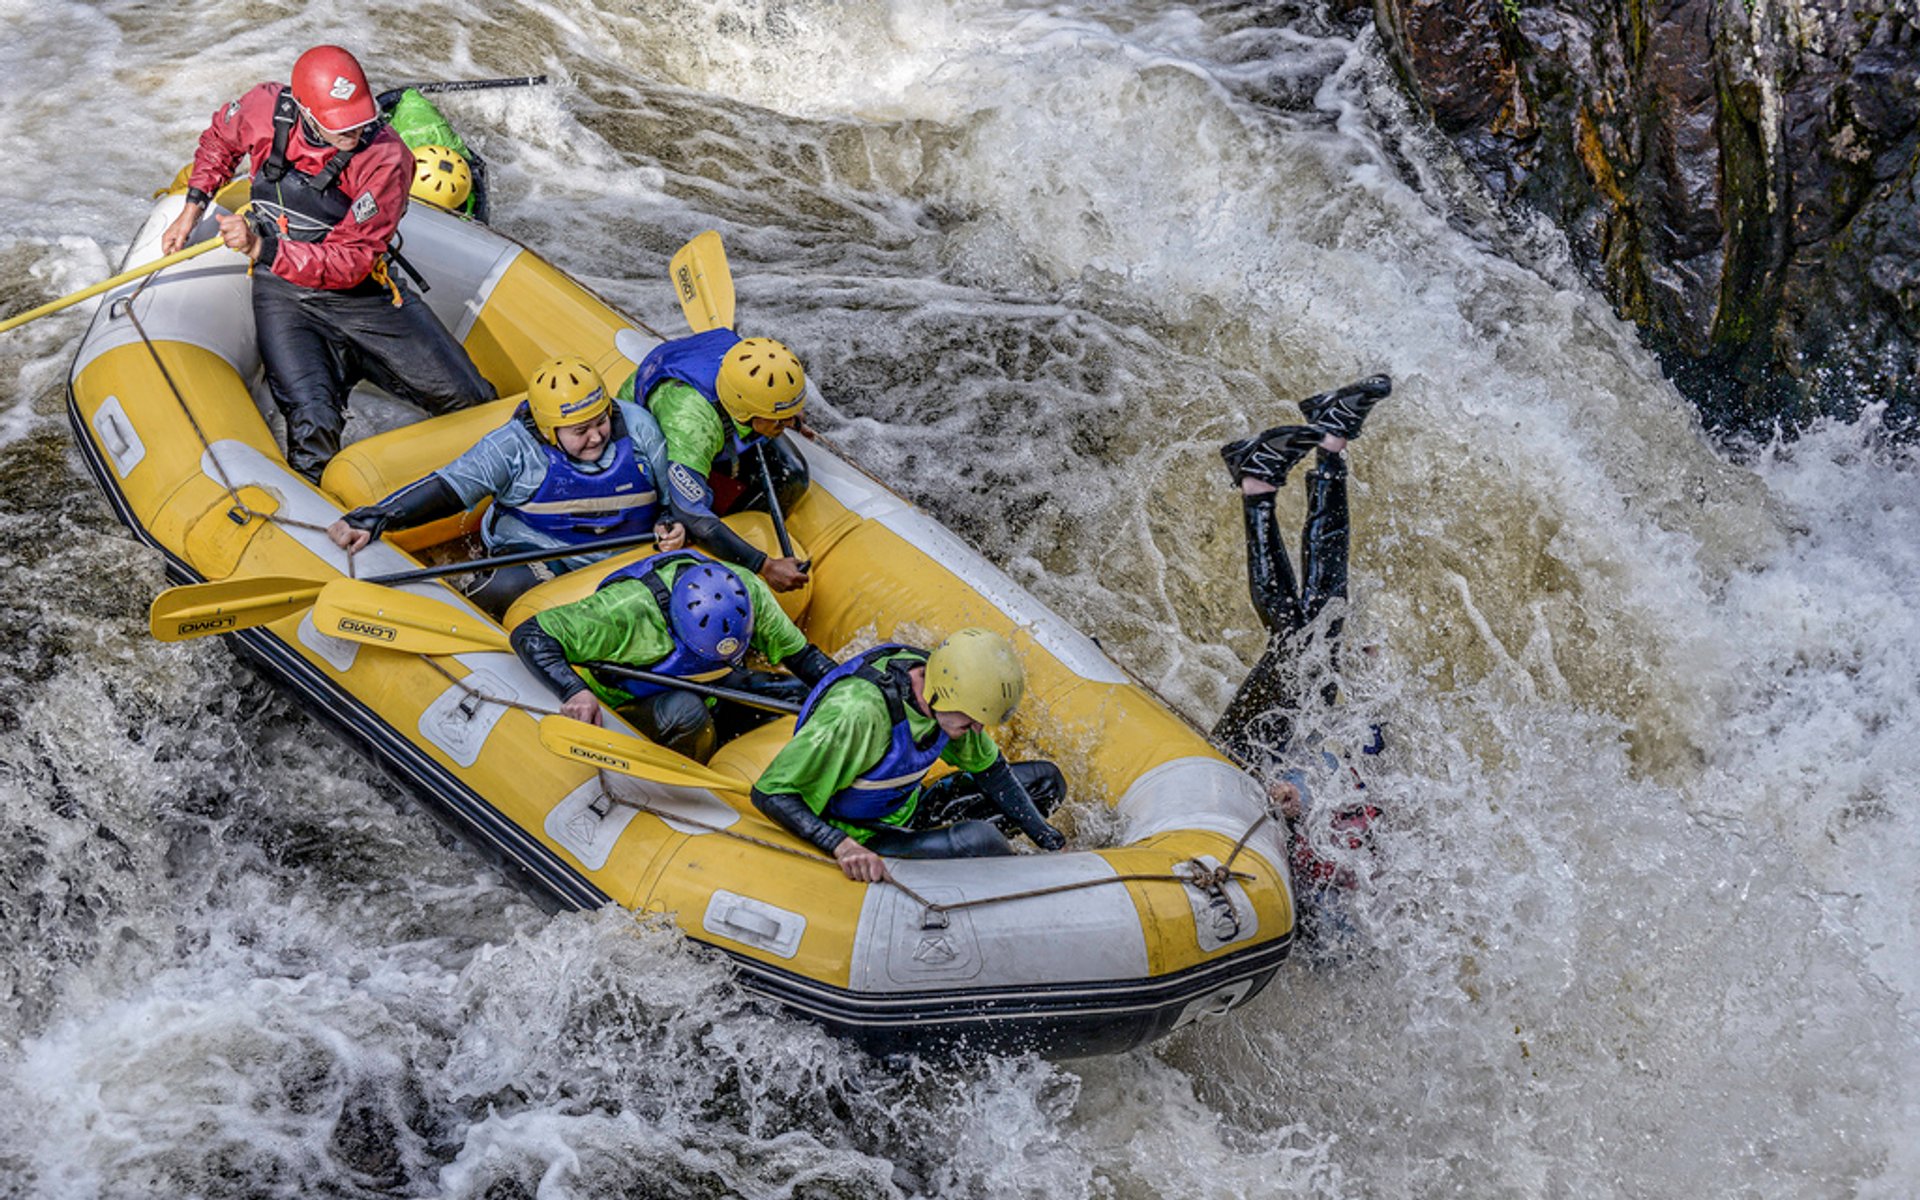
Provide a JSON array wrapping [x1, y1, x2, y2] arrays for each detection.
[[160, 46, 495, 481]]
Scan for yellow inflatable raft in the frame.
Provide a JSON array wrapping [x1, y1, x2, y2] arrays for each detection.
[[65, 182, 1296, 1056]]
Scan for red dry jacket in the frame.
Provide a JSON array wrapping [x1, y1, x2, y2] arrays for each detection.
[[188, 82, 412, 290]]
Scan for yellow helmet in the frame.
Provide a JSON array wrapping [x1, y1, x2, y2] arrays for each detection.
[[409, 144, 472, 210], [716, 338, 807, 424], [924, 628, 1026, 726], [527, 355, 610, 442]]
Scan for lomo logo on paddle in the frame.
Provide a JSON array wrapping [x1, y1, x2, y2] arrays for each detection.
[[337, 617, 396, 642], [676, 265, 696, 302], [569, 745, 629, 771], [178, 615, 236, 636]]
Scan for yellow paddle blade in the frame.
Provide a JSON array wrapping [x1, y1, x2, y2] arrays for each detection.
[[538, 716, 751, 794], [311, 579, 510, 656], [0, 235, 225, 335], [668, 230, 736, 333], [149, 575, 327, 641]]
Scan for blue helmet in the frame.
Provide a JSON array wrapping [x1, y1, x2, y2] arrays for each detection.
[[668, 563, 754, 664]]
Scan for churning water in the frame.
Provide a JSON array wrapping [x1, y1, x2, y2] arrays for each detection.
[[1, 1, 1915, 1196]]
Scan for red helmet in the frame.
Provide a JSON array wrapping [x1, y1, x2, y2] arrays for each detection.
[[290, 45, 377, 133]]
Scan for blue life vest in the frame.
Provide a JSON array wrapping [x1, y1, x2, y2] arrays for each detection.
[[794, 645, 948, 822], [590, 551, 739, 698], [632, 328, 762, 461], [492, 404, 660, 543]]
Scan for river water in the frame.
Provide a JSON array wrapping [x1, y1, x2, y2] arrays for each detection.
[[1, 2, 1915, 1197]]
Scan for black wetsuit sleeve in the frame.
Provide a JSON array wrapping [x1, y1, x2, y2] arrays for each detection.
[[784, 644, 837, 688], [975, 756, 1065, 850], [675, 508, 770, 574], [751, 787, 849, 854], [341, 475, 465, 539], [509, 617, 589, 702]]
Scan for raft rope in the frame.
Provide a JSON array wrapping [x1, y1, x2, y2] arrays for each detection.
[[110, 283, 356, 568], [421, 657, 1276, 933]]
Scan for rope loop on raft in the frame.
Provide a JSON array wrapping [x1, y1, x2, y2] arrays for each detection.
[[112, 285, 349, 548]]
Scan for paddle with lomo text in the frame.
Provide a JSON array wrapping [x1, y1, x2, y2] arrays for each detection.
[[147, 530, 658, 641], [303, 581, 778, 793], [305, 577, 800, 716]]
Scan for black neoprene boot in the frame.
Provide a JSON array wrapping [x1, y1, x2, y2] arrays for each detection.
[[1301, 375, 1392, 441], [1220, 425, 1323, 487]]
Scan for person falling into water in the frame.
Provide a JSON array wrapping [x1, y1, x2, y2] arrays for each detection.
[[1213, 375, 1392, 917]]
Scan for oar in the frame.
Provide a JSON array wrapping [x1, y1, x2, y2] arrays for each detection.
[[538, 715, 750, 794], [400, 75, 549, 97], [754, 444, 799, 560], [667, 231, 801, 562], [311, 579, 804, 715], [669, 230, 735, 333], [149, 530, 658, 641], [0, 235, 225, 334], [584, 662, 800, 715]]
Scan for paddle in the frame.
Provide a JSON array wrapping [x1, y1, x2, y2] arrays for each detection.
[[0, 235, 224, 334], [538, 715, 751, 794], [755, 444, 799, 560], [149, 530, 659, 641], [669, 230, 735, 334], [667, 231, 804, 563], [584, 662, 800, 715], [396, 75, 549, 97], [309, 578, 804, 715]]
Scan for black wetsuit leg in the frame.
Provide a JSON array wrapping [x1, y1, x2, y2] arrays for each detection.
[[615, 690, 717, 763], [1240, 490, 1305, 637], [336, 281, 497, 417], [1212, 488, 1309, 760], [253, 273, 495, 481], [708, 668, 811, 743], [461, 561, 554, 619], [1298, 451, 1352, 706], [862, 820, 1013, 859], [1299, 451, 1350, 631], [253, 272, 352, 481], [915, 761, 1066, 831], [726, 436, 811, 516], [1212, 451, 1355, 761]]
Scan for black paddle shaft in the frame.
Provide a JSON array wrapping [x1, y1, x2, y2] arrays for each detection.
[[370, 532, 657, 588], [756, 442, 798, 559], [403, 75, 549, 96], [584, 662, 802, 715]]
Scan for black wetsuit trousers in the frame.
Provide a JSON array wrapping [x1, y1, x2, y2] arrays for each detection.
[[253, 271, 497, 481], [614, 669, 811, 765], [863, 761, 1067, 859], [1212, 452, 1349, 764]]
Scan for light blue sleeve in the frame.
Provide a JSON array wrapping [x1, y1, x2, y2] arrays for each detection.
[[616, 400, 673, 509], [433, 423, 550, 509]]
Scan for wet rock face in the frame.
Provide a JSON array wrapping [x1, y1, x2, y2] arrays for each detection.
[[1373, 0, 1920, 436]]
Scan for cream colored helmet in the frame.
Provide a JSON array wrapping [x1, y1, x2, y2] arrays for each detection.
[[924, 628, 1026, 726], [526, 355, 610, 442], [716, 338, 807, 424]]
